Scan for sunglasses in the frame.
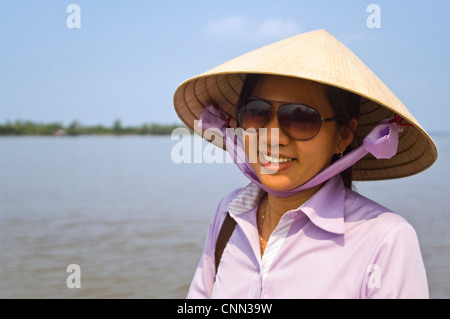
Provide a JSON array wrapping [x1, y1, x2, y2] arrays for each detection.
[[237, 98, 339, 141]]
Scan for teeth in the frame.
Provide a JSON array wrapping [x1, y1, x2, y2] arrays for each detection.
[[263, 154, 293, 164]]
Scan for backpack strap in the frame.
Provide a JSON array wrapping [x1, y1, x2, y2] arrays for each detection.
[[214, 212, 237, 274]]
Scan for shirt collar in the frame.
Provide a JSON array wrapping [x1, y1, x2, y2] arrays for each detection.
[[227, 182, 265, 217], [227, 175, 346, 235], [299, 175, 346, 235]]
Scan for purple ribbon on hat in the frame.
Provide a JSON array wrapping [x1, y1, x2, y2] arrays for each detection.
[[200, 104, 401, 197]]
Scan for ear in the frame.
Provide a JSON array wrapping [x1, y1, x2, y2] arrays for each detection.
[[335, 118, 358, 154]]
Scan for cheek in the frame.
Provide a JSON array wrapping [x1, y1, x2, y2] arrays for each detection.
[[300, 143, 334, 164], [295, 129, 340, 166]]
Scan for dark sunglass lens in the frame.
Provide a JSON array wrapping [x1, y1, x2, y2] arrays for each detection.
[[238, 100, 271, 130], [278, 104, 321, 140]]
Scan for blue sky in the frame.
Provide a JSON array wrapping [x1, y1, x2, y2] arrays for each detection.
[[0, 0, 449, 132]]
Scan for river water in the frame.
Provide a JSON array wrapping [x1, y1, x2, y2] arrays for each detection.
[[0, 134, 448, 298]]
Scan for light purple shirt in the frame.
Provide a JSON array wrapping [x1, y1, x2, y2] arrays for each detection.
[[187, 175, 429, 299]]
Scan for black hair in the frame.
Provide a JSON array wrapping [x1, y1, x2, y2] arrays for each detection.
[[236, 74, 360, 189]]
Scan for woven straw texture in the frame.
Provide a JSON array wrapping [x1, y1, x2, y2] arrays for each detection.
[[173, 29, 437, 181]]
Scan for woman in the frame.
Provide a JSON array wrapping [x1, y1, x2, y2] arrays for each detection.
[[173, 29, 437, 298]]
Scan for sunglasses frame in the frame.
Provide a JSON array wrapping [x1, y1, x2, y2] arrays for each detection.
[[237, 97, 339, 141]]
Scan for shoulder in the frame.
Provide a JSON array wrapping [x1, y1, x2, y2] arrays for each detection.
[[343, 188, 413, 237], [208, 184, 251, 236], [215, 185, 247, 213], [344, 190, 429, 298]]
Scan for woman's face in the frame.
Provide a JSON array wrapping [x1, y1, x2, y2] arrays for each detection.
[[243, 75, 353, 192]]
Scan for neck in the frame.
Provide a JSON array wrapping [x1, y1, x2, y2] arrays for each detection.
[[265, 183, 323, 224]]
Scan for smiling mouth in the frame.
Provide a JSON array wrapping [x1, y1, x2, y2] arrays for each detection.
[[261, 153, 295, 164]]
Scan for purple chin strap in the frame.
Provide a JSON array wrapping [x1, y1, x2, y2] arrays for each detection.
[[200, 104, 404, 198]]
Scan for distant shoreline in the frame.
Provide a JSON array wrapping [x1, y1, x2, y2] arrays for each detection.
[[0, 120, 192, 136], [0, 120, 447, 137]]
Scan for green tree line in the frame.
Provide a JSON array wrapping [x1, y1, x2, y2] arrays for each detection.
[[0, 119, 191, 136]]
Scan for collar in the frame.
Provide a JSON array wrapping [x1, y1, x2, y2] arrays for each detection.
[[227, 175, 346, 235]]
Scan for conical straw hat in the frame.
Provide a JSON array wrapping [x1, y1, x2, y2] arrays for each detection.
[[173, 29, 437, 181]]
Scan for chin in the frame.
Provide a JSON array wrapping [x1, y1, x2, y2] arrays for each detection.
[[258, 174, 302, 192]]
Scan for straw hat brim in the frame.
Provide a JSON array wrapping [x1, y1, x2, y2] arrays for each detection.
[[173, 29, 437, 181]]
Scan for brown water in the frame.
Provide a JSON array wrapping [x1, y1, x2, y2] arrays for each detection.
[[1, 135, 449, 298]]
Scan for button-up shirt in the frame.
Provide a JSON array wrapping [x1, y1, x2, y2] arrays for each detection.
[[187, 175, 428, 298]]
